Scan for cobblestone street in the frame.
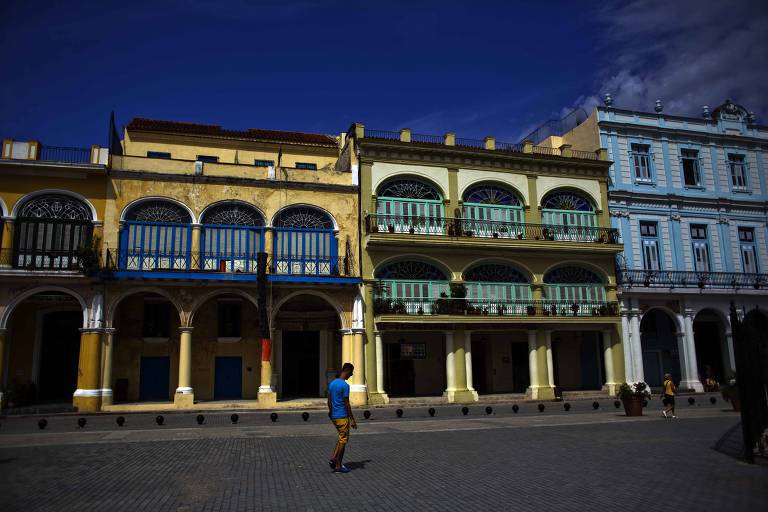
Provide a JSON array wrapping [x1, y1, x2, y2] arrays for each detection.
[[0, 402, 765, 511]]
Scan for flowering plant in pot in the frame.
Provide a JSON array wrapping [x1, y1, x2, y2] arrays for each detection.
[[618, 382, 650, 416]]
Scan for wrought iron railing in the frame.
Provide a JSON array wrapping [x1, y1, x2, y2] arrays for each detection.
[[365, 214, 620, 244], [411, 133, 444, 144], [617, 268, 767, 290], [497, 141, 523, 152], [454, 137, 485, 148], [373, 297, 619, 317], [571, 149, 600, 160], [39, 145, 92, 164], [364, 130, 400, 141], [104, 249, 356, 277], [0, 248, 95, 272]]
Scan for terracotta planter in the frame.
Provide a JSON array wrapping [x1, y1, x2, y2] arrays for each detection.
[[622, 396, 644, 416]]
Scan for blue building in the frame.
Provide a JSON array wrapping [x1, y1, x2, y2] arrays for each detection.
[[549, 98, 768, 391]]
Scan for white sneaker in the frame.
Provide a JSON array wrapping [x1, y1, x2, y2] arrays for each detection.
[[662, 411, 668, 418], [672, 415, 677, 419]]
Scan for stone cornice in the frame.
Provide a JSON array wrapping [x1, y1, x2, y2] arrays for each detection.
[[609, 190, 768, 213], [108, 169, 358, 193], [357, 140, 611, 180], [598, 120, 768, 147]]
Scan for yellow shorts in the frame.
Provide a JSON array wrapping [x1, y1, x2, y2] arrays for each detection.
[[332, 418, 350, 445]]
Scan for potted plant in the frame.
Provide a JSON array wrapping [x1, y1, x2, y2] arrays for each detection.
[[721, 377, 740, 411], [497, 305, 505, 316], [387, 224, 396, 233], [417, 306, 424, 315], [526, 305, 536, 316], [392, 300, 407, 314], [492, 232, 499, 238], [409, 226, 416, 234], [618, 382, 650, 416], [75, 236, 102, 276], [570, 303, 580, 316]]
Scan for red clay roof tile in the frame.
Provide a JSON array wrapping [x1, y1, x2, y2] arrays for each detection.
[[126, 118, 337, 146]]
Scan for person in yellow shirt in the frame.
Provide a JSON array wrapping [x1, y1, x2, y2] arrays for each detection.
[[662, 373, 677, 418]]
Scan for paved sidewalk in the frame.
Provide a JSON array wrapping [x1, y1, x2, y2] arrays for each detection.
[[0, 405, 764, 511]]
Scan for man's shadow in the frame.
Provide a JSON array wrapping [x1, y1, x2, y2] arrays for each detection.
[[344, 459, 372, 470]]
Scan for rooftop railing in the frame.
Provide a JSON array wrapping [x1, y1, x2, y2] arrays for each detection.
[[617, 268, 767, 290], [39, 145, 92, 164]]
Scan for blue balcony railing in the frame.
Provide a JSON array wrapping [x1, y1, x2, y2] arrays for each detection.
[[617, 268, 767, 290]]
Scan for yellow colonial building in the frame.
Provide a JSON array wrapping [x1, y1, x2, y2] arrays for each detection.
[[344, 125, 626, 403], [0, 119, 364, 412]]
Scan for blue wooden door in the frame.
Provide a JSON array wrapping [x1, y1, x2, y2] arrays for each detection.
[[214, 357, 242, 399], [139, 357, 170, 401]]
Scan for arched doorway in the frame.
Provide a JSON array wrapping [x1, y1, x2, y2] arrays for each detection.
[[273, 294, 341, 399], [641, 309, 682, 388], [693, 309, 731, 387], [188, 292, 260, 401], [111, 292, 180, 403], [4, 291, 84, 405]]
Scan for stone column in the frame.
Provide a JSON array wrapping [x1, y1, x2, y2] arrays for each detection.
[[526, 330, 540, 397], [680, 310, 704, 391], [375, 331, 385, 394], [620, 309, 635, 383], [273, 328, 282, 392], [341, 329, 353, 365], [543, 330, 555, 390], [630, 309, 645, 383], [464, 331, 474, 393], [73, 328, 104, 412], [258, 327, 277, 405], [0, 219, 13, 268], [190, 224, 201, 270], [602, 329, 618, 394], [174, 326, 194, 408], [0, 328, 6, 406], [350, 329, 367, 405], [444, 331, 456, 395], [101, 328, 116, 406]]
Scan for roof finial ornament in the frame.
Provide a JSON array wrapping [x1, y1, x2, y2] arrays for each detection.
[[747, 111, 756, 124], [702, 105, 711, 119], [603, 93, 613, 107], [654, 99, 663, 113]]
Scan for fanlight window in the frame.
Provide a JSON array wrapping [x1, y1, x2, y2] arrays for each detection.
[[376, 179, 444, 234], [125, 200, 192, 223], [464, 263, 530, 303], [13, 194, 93, 270], [463, 185, 521, 206], [376, 260, 449, 310], [274, 207, 334, 229], [462, 185, 524, 236], [543, 266, 605, 302], [378, 180, 441, 200], [541, 191, 593, 211], [202, 203, 264, 226], [18, 194, 91, 220], [201, 203, 264, 273], [272, 207, 336, 275], [121, 200, 192, 271]]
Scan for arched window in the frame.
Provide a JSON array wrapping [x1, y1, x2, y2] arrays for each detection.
[[465, 262, 530, 296], [201, 203, 264, 273], [375, 260, 449, 312], [272, 206, 337, 275], [376, 179, 444, 234], [13, 194, 93, 270], [540, 190, 597, 241], [543, 266, 605, 302], [462, 184, 524, 237], [120, 200, 192, 271]]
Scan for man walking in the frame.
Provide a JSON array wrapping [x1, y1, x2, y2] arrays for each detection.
[[327, 362, 357, 473]]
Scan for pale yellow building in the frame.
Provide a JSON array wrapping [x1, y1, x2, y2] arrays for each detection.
[[344, 125, 626, 404]]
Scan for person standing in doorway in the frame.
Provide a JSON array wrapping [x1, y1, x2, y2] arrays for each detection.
[[662, 373, 677, 418], [327, 362, 357, 473]]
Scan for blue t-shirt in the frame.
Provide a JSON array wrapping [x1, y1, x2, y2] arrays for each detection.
[[328, 378, 350, 419]]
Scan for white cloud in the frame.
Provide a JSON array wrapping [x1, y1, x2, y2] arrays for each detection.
[[577, 0, 768, 120]]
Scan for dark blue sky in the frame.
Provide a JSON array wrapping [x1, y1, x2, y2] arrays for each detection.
[[2, 1, 766, 147]]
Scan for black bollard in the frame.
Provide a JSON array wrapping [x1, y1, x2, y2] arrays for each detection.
[[396, 408, 404, 418], [38, 418, 48, 430], [301, 412, 309, 422], [537, 403, 545, 412], [709, 396, 716, 405], [77, 417, 87, 428], [512, 404, 519, 413], [428, 407, 436, 417], [231, 413, 239, 424], [363, 410, 371, 420], [564, 403, 571, 411], [614, 400, 621, 409], [270, 412, 278, 422], [485, 406, 493, 415], [156, 415, 164, 426], [592, 401, 600, 410], [461, 406, 469, 416], [196, 414, 205, 425], [687, 397, 695, 405], [116, 416, 125, 427]]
